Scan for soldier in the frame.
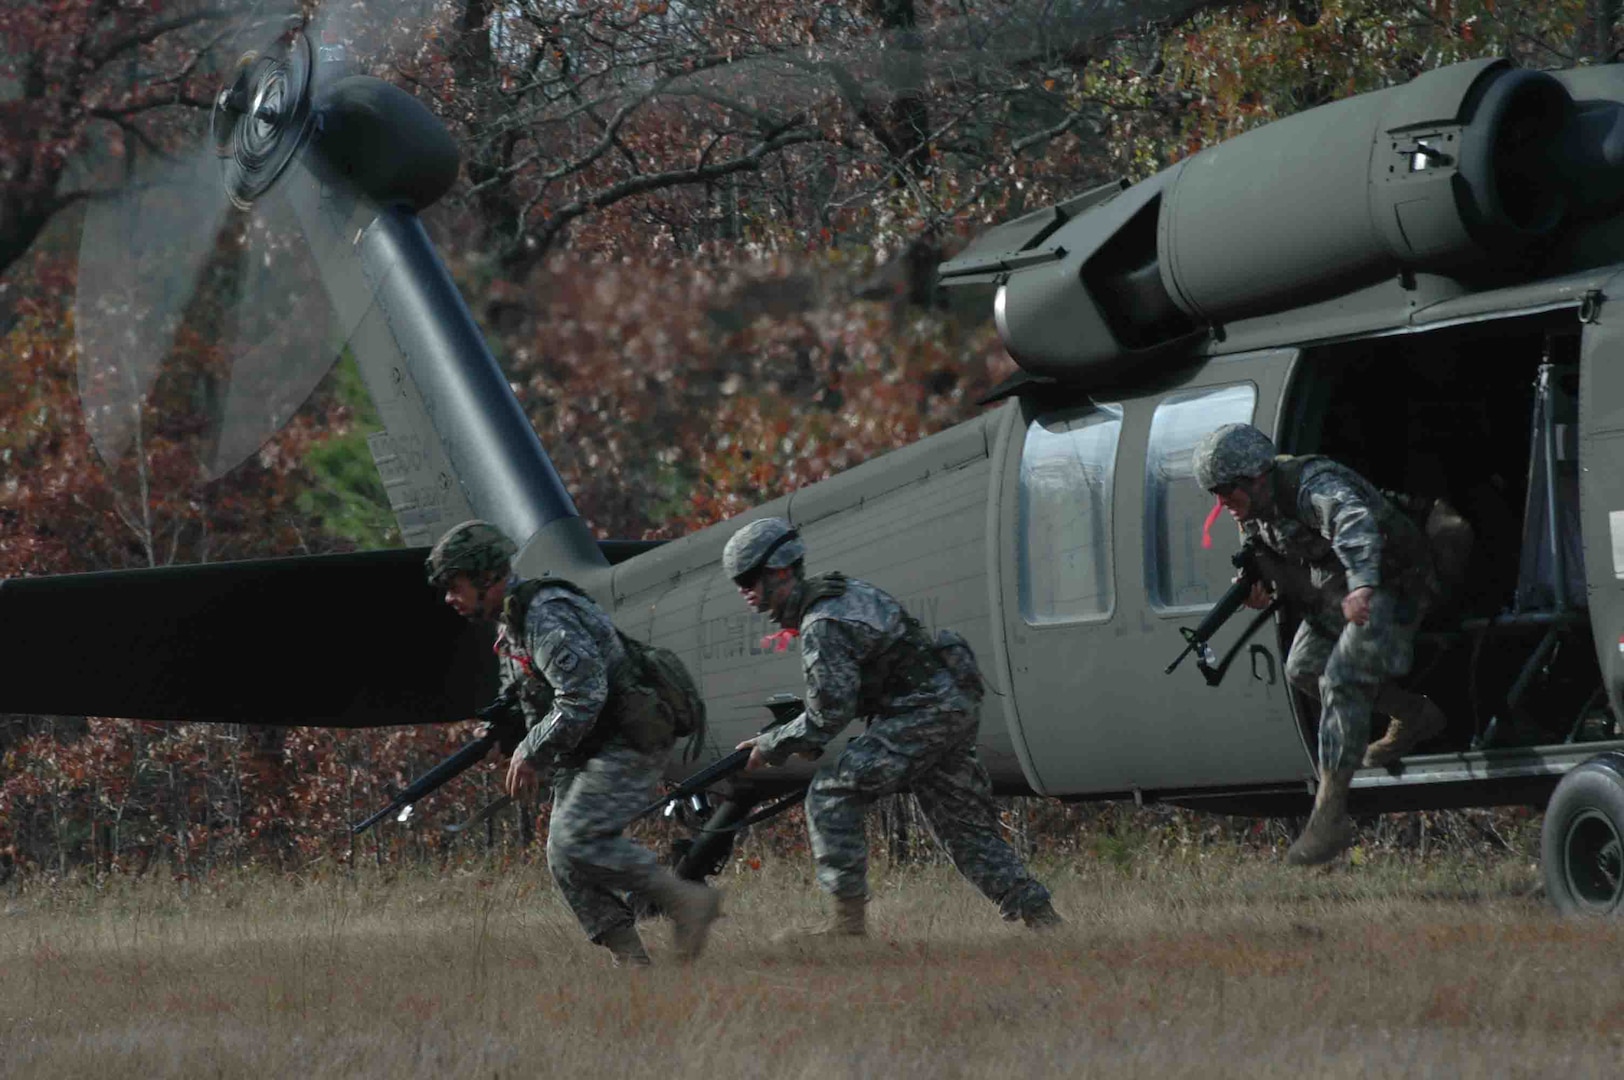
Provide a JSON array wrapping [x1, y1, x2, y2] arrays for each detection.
[[724, 517, 1061, 937], [426, 520, 721, 966], [1192, 424, 1446, 866]]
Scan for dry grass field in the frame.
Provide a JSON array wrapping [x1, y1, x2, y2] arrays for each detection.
[[2, 842, 1621, 1079]]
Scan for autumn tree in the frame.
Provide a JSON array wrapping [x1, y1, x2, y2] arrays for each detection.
[[0, 1, 248, 285], [0, 243, 403, 876], [391, 2, 1247, 282], [466, 2, 1624, 541], [1125, 1, 1620, 164]]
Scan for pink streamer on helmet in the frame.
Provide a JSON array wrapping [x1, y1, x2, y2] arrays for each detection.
[[1202, 497, 1224, 550]]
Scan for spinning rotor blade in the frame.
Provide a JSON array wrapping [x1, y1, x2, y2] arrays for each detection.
[[73, 0, 432, 481], [197, 172, 360, 479], [75, 152, 234, 469], [75, 153, 360, 480]]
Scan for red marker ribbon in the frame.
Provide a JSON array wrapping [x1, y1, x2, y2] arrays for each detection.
[[1202, 496, 1224, 550], [761, 628, 800, 652], [494, 628, 535, 677]]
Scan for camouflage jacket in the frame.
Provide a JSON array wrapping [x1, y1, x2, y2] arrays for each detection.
[[495, 575, 629, 765], [1243, 456, 1435, 601], [755, 574, 964, 766]]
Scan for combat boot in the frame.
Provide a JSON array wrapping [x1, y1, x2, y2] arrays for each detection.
[[649, 873, 722, 961], [601, 923, 651, 968], [1022, 901, 1065, 931], [1286, 767, 1357, 866], [774, 896, 868, 944], [1363, 695, 1447, 768]]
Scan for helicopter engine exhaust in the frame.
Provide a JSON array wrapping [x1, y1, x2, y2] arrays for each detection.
[[941, 57, 1612, 381]]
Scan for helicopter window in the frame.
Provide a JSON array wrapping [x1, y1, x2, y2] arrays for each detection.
[[1018, 403, 1123, 624], [1144, 383, 1259, 611]]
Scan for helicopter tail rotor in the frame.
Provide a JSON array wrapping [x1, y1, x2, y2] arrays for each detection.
[[211, 17, 317, 212], [73, 1, 445, 483]]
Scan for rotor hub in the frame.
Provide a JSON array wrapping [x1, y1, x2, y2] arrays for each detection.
[[211, 23, 315, 209]]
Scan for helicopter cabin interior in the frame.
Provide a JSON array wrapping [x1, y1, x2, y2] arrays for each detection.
[[1277, 310, 1611, 762]]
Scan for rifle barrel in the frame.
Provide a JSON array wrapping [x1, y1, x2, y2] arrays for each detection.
[[352, 730, 500, 835], [353, 801, 399, 835], [397, 732, 498, 803]]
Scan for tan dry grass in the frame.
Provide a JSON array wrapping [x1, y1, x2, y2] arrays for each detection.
[[1, 849, 1621, 1078]]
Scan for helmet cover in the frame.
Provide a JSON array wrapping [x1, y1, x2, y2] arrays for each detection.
[[722, 517, 805, 584], [1192, 423, 1277, 491], [425, 520, 517, 587]]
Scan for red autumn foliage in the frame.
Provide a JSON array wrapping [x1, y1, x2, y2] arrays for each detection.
[[477, 252, 1014, 539]]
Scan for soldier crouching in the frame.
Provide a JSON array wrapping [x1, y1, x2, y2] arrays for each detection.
[[724, 517, 1061, 938], [427, 520, 721, 966], [1192, 424, 1446, 866]]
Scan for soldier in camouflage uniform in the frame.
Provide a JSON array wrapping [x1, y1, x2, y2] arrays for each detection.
[[427, 520, 721, 966], [724, 517, 1061, 938], [1192, 424, 1446, 865]]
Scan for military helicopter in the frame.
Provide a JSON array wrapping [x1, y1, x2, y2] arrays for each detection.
[[6, 7, 1624, 914]]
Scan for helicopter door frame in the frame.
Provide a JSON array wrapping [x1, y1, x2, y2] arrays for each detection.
[[1580, 294, 1624, 722], [989, 348, 1312, 799]]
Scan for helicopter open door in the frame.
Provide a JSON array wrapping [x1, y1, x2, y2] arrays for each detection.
[[990, 348, 1311, 799]]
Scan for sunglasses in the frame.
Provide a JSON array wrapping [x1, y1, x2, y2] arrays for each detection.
[[1209, 482, 1239, 498]]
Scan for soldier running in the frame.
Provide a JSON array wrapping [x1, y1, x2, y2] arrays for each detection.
[[724, 517, 1061, 937], [427, 520, 721, 966], [1192, 424, 1446, 865]]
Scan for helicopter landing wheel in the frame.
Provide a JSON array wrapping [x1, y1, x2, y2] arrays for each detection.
[[1542, 752, 1624, 915]]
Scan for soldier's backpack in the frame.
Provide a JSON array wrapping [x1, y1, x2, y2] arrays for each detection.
[[501, 577, 706, 760], [1389, 492, 1475, 592], [612, 630, 707, 762]]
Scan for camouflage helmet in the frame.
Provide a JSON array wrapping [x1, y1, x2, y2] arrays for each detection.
[[722, 517, 805, 585], [425, 520, 517, 587], [1192, 423, 1277, 491]]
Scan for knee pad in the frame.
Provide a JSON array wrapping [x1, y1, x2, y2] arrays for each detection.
[[1287, 663, 1320, 696], [1285, 646, 1327, 698]]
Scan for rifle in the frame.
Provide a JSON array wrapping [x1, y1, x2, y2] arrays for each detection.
[[630, 693, 805, 825], [1165, 540, 1280, 687], [353, 689, 523, 835]]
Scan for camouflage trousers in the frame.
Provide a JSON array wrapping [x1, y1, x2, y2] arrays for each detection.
[[545, 744, 668, 943], [804, 706, 1051, 921], [1285, 588, 1427, 773]]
